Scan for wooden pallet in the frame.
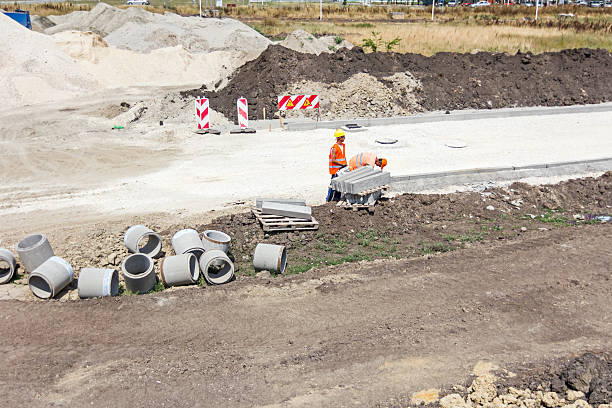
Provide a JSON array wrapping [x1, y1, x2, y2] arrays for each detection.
[[251, 208, 319, 232], [354, 185, 389, 197], [336, 201, 376, 212]]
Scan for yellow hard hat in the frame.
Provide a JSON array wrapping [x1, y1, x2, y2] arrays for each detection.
[[334, 129, 346, 138]]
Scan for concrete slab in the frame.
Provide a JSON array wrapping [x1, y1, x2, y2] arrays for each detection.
[[261, 202, 312, 220], [256, 198, 306, 209], [331, 167, 374, 190], [336, 168, 380, 192], [346, 172, 391, 194]]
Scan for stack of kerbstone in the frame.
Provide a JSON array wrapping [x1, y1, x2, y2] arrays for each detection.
[[331, 167, 390, 195], [257, 198, 312, 221]]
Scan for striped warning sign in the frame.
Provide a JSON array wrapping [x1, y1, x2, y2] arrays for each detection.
[[237, 97, 248, 128], [194, 97, 210, 129], [277, 95, 320, 111]]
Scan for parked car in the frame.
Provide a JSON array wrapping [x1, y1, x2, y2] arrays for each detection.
[[589, 0, 603, 6], [605, 1, 612, 7], [126, 0, 150, 5], [470, 0, 490, 6], [447, 0, 458, 5], [524, 1, 535, 5], [575, 0, 588, 5]]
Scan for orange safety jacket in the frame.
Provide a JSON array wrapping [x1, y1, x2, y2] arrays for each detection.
[[348, 152, 377, 171], [328, 143, 347, 175]]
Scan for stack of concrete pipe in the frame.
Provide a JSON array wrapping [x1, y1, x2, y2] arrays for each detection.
[[258, 198, 311, 221]]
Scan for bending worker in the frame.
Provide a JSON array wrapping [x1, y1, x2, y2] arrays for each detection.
[[326, 129, 347, 202], [348, 152, 387, 171]]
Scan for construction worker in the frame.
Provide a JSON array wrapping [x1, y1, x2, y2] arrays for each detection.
[[326, 129, 347, 202], [348, 152, 387, 171]]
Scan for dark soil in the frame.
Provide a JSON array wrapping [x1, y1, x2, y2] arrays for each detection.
[[500, 353, 612, 405], [181, 46, 612, 121]]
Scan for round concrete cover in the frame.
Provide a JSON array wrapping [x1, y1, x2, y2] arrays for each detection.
[[445, 140, 467, 148], [375, 138, 398, 144]]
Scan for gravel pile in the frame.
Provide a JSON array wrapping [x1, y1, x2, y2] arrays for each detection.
[[279, 29, 353, 55], [44, 3, 270, 59]]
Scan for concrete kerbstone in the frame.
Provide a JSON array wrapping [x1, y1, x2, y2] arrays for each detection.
[[261, 202, 312, 220], [346, 172, 391, 194], [256, 198, 306, 209]]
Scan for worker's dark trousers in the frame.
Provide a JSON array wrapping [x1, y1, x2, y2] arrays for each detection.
[[326, 174, 341, 202]]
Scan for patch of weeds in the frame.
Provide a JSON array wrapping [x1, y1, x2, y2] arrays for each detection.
[[118, 283, 134, 296], [334, 35, 344, 44], [442, 234, 457, 243], [287, 262, 317, 275], [459, 232, 484, 243], [331, 237, 349, 254], [357, 228, 379, 246], [532, 210, 569, 226], [493, 225, 503, 231], [151, 281, 165, 293], [354, 22, 374, 28], [420, 241, 456, 254], [197, 274, 208, 286], [328, 45, 337, 52]]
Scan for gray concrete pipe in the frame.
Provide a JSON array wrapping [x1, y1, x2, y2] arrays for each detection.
[[123, 225, 162, 258], [28, 256, 74, 299], [78, 268, 119, 298], [121, 253, 156, 294], [201, 230, 231, 254], [0, 248, 17, 284], [161, 253, 199, 287], [171, 229, 205, 259], [253, 244, 287, 274], [16, 234, 54, 273], [199, 249, 234, 285]]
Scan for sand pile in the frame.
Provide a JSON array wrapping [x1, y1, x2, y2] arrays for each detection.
[[0, 13, 96, 108], [280, 29, 353, 55], [45, 3, 270, 60], [53, 31, 243, 89], [284, 72, 423, 119]]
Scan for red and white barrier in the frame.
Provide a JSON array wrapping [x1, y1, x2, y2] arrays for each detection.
[[277, 95, 320, 111], [194, 97, 210, 129], [237, 97, 248, 128]]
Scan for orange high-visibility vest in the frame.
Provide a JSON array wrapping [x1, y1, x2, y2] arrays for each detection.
[[329, 143, 347, 175], [348, 152, 377, 171]]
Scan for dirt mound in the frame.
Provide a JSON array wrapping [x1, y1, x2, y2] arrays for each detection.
[[52, 30, 243, 90], [45, 2, 270, 59], [183, 46, 612, 121], [0, 13, 97, 108], [279, 29, 353, 55], [284, 72, 423, 120]]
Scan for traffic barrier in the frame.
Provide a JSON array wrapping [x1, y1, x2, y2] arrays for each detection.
[[0, 248, 17, 284], [201, 230, 231, 254], [199, 249, 234, 285], [172, 229, 205, 259], [161, 253, 199, 287], [195, 97, 210, 129], [16, 234, 54, 273], [28, 256, 74, 299], [277, 95, 320, 111], [121, 253, 156, 294], [253, 243, 287, 274], [78, 268, 119, 298], [237, 97, 248, 128], [123, 225, 162, 258]]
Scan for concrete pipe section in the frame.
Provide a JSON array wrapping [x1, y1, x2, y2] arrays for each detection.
[[201, 230, 231, 254], [161, 253, 199, 287], [253, 244, 287, 274], [78, 268, 119, 298], [16, 234, 54, 273], [121, 253, 157, 294], [123, 225, 162, 258], [28, 256, 74, 299], [0, 248, 17, 284], [171, 229, 205, 259], [199, 249, 234, 285]]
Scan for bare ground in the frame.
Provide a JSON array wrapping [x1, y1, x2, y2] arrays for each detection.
[[1, 204, 610, 406]]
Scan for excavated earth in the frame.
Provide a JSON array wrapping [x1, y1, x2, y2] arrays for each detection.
[[0, 173, 610, 407], [181, 46, 612, 120]]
